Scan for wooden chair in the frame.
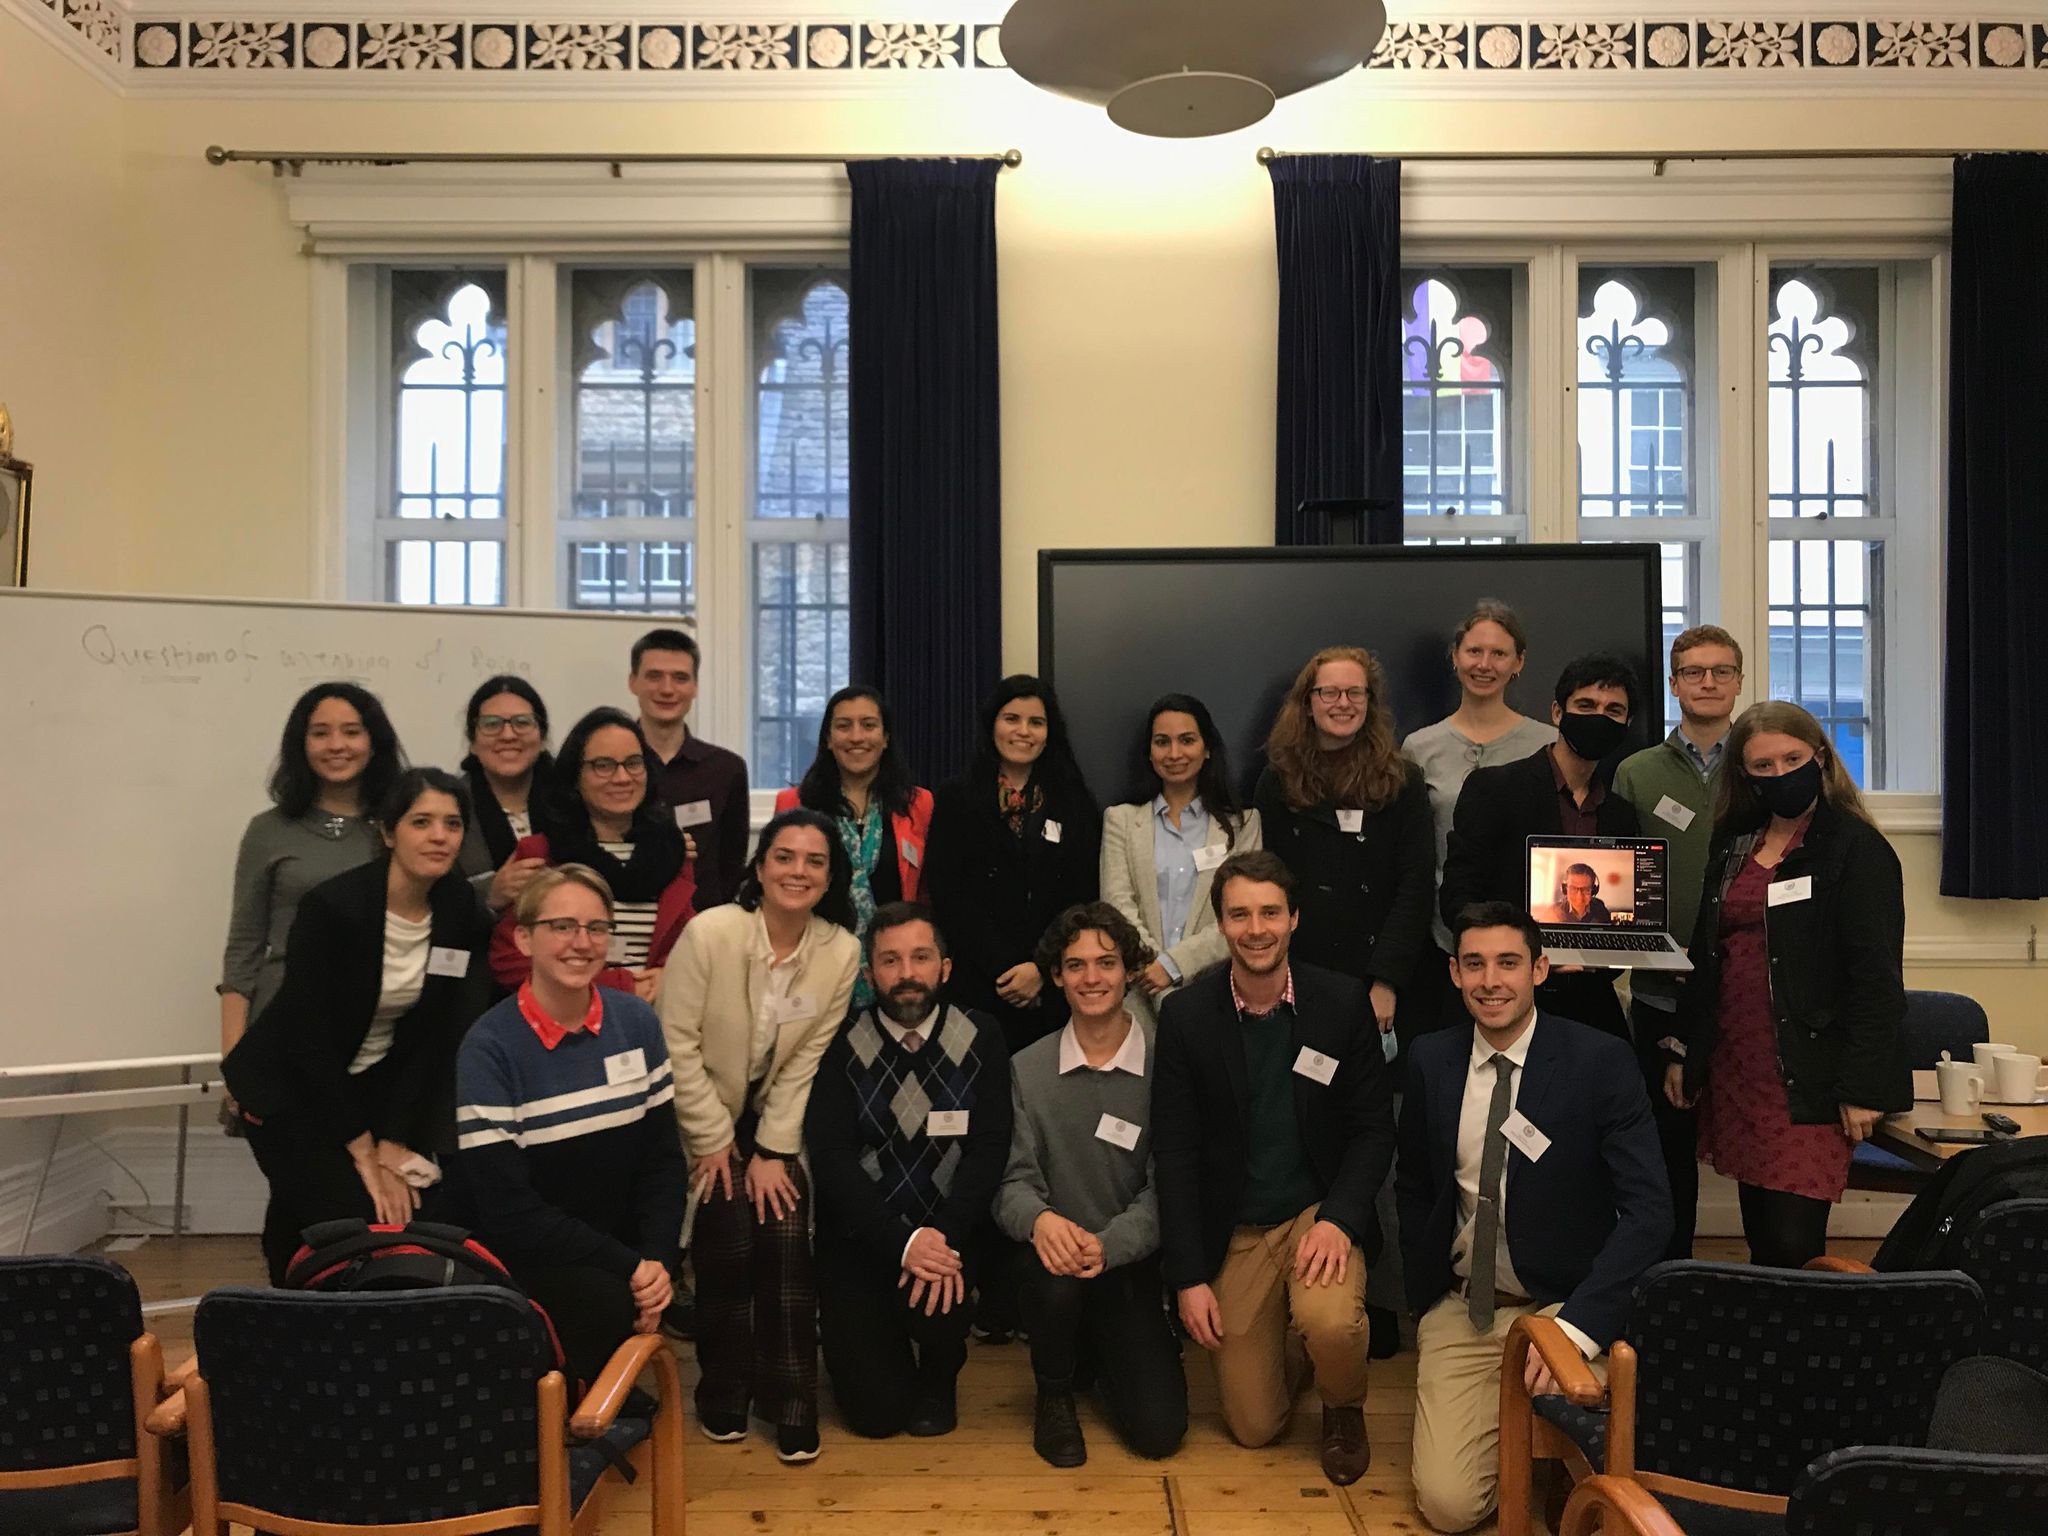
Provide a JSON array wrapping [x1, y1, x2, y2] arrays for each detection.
[[0, 1253, 191, 1536], [1850, 990, 1989, 1192], [174, 1285, 684, 1536], [1498, 1260, 1983, 1536]]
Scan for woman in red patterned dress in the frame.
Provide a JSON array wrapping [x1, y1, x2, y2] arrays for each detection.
[[1665, 701, 1909, 1268]]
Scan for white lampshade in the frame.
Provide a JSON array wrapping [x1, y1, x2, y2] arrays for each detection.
[[1001, 0, 1386, 139]]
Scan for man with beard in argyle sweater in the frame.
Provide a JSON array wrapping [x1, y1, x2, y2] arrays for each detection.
[[806, 900, 1013, 1439]]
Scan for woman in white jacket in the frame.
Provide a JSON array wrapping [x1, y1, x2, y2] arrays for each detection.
[[659, 807, 860, 1465], [1099, 693, 1260, 1000]]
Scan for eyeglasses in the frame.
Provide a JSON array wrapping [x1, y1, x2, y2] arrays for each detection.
[[583, 755, 647, 779], [1309, 686, 1369, 705], [477, 713, 539, 736], [527, 917, 616, 939], [1674, 665, 1742, 684]]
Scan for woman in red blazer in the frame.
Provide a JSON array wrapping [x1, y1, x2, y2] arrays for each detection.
[[775, 685, 933, 1010]]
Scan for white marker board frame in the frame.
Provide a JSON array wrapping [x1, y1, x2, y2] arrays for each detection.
[[0, 588, 667, 1072]]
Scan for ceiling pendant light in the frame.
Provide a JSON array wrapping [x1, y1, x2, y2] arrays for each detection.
[[1000, 0, 1387, 139]]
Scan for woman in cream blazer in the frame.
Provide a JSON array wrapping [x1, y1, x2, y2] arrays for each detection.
[[659, 807, 860, 1464], [1100, 694, 1260, 999]]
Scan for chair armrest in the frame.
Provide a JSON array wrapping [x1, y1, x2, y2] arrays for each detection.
[[1509, 1315, 1606, 1408], [160, 1354, 199, 1397], [570, 1334, 666, 1438], [144, 1388, 189, 1439], [1804, 1256, 1875, 1274], [1561, 1474, 1688, 1536]]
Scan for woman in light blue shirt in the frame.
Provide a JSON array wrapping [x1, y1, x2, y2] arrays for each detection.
[[1100, 694, 1260, 1000]]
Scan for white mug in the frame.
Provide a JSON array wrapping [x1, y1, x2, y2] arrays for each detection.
[[1936, 1059, 1983, 1116], [1971, 1041, 2017, 1088], [1994, 1052, 2048, 1104]]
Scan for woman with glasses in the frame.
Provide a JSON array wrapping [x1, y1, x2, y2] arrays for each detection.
[[1400, 601, 1555, 1030], [457, 674, 556, 913], [220, 682, 405, 1080], [223, 767, 491, 1283], [488, 707, 695, 1001], [454, 863, 688, 1389], [773, 684, 934, 1010], [659, 808, 861, 1463], [1100, 693, 1260, 999]]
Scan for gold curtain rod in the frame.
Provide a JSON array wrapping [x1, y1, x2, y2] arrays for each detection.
[[206, 145, 1024, 178], [1257, 146, 1961, 168]]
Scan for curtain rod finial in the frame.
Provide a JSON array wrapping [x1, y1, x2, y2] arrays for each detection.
[[1256, 146, 1276, 164], [205, 145, 229, 166], [1003, 148, 1024, 167]]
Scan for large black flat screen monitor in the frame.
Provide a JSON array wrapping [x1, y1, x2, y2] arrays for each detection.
[[1039, 545, 1663, 803]]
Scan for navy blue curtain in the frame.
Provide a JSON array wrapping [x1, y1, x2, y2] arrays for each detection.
[[1942, 153, 2048, 897], [1268, 155, 1403, 547], [847, 159, 1002, 787]]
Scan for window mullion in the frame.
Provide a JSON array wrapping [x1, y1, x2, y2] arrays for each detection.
[[695, 251, 752, 757], [510, 255, 557, 609], [1532, 244, 1572, 545]]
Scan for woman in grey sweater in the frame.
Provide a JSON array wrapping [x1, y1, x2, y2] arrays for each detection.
[[219, 682, 405, 1074]]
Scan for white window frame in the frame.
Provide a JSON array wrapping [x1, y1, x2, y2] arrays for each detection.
[[299, 162, 851, 776], [1400, 159, 1949, 809]]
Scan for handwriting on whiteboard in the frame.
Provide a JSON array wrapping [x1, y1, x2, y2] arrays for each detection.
[[79, 624, 532, 685]]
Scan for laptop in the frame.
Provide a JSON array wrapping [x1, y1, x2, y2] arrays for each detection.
[[1524, 834, 1694, 972]]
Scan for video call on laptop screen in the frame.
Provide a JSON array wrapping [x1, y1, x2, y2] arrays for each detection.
[[1526, 837, 1669, 932]]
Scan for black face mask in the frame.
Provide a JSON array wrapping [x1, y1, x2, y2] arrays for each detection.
[[1557, 711, 1628, 763], [1753, 757, 1824, 819]]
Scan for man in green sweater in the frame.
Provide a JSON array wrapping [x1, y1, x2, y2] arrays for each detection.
[[1612, 623, 1744, 1260], [996, 902, 1188, 1469]]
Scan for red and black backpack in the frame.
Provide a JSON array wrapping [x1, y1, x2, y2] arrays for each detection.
[[282, 1218, 566, 1371]]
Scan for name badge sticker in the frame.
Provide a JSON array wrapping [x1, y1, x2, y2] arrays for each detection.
[[1653, 795, 1697, 832], [1191, 843, 1226, 872], [902, 840, 922, 868], [1767, 875, 1814, 907], [1095, 1113, 1142, 1151], [604, 1049, 646, 1086], [1336, 809, 1365, 834], [427, 946, 471, 979], [928, 1109, 970, 1137], [772, 994, 817, 1025], [1293, 1047, 1338, 1085], [1502, 1109, 1552, 1161], [674, 800, 714, 829], [1042, 819, 1064, 844]]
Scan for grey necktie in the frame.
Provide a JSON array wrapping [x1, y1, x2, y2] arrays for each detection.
[[1467, 1053, 1517, 1333], [902, 1030, 923, 1053]]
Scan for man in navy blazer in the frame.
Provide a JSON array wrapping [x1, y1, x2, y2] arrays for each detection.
[[1396, 901, 1669, 1533]]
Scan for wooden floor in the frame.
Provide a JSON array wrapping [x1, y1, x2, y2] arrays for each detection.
[[108, 1234, 1876, 1536]]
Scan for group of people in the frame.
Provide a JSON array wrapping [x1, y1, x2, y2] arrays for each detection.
[[215, 606, 1909, 1527]]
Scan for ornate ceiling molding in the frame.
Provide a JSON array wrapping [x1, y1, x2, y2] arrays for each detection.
[[6, 0, 2044, 94]]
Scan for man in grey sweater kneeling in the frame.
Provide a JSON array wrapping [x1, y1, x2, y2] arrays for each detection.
[[996, 901, 1189, 1468]]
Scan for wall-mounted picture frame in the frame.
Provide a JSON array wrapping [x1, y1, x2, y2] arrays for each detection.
[[0, 455, 29, 588]]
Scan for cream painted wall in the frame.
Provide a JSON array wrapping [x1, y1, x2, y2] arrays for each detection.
[[5, 27, 2046, 1040]]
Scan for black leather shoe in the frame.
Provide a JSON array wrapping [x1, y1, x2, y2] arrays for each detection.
[[1320, 1405, 1370, 1486], [1032, 1386, 1087, 1468], [905, 1388, 957, 1437]]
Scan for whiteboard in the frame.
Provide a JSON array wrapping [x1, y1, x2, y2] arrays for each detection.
[[0, 589, 660, 1072]]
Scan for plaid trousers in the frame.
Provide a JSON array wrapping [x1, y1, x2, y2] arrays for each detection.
[[691, 1130, 817, 1428]]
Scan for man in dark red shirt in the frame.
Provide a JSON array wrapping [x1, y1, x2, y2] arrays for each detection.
[[627, 627, 750, 910]]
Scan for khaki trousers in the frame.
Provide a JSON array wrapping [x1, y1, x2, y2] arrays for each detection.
[[1210, 1204, 1370, 1447], [1410, 1294, 1608, 1533]]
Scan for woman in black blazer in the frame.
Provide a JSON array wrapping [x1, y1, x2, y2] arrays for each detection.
[[456, 673, 555, 912], [1668, 701, 1909, 1269], [924, 674, 1100, 1057], [1253, 646, 1436, 1050], [223, 766, 493, 1283]]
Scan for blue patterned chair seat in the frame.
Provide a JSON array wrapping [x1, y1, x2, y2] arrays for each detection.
[[1789, 1445, 2048, 1535], [1531, 1394, 1608, 1467]]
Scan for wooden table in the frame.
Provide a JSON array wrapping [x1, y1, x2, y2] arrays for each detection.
[[1873, 1070, 2048, 1169]]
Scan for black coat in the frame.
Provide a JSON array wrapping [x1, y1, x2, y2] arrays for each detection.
[[1153, 962, 1396, 1290], [1673, 801, 1910, 1123], [923, 773, 1099, 1051], [1253, 763, 1436, 992], [1396, 1012, 1671, 1349], [1439, 746, 1642, 928], [222, 859, 493, 1154]]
